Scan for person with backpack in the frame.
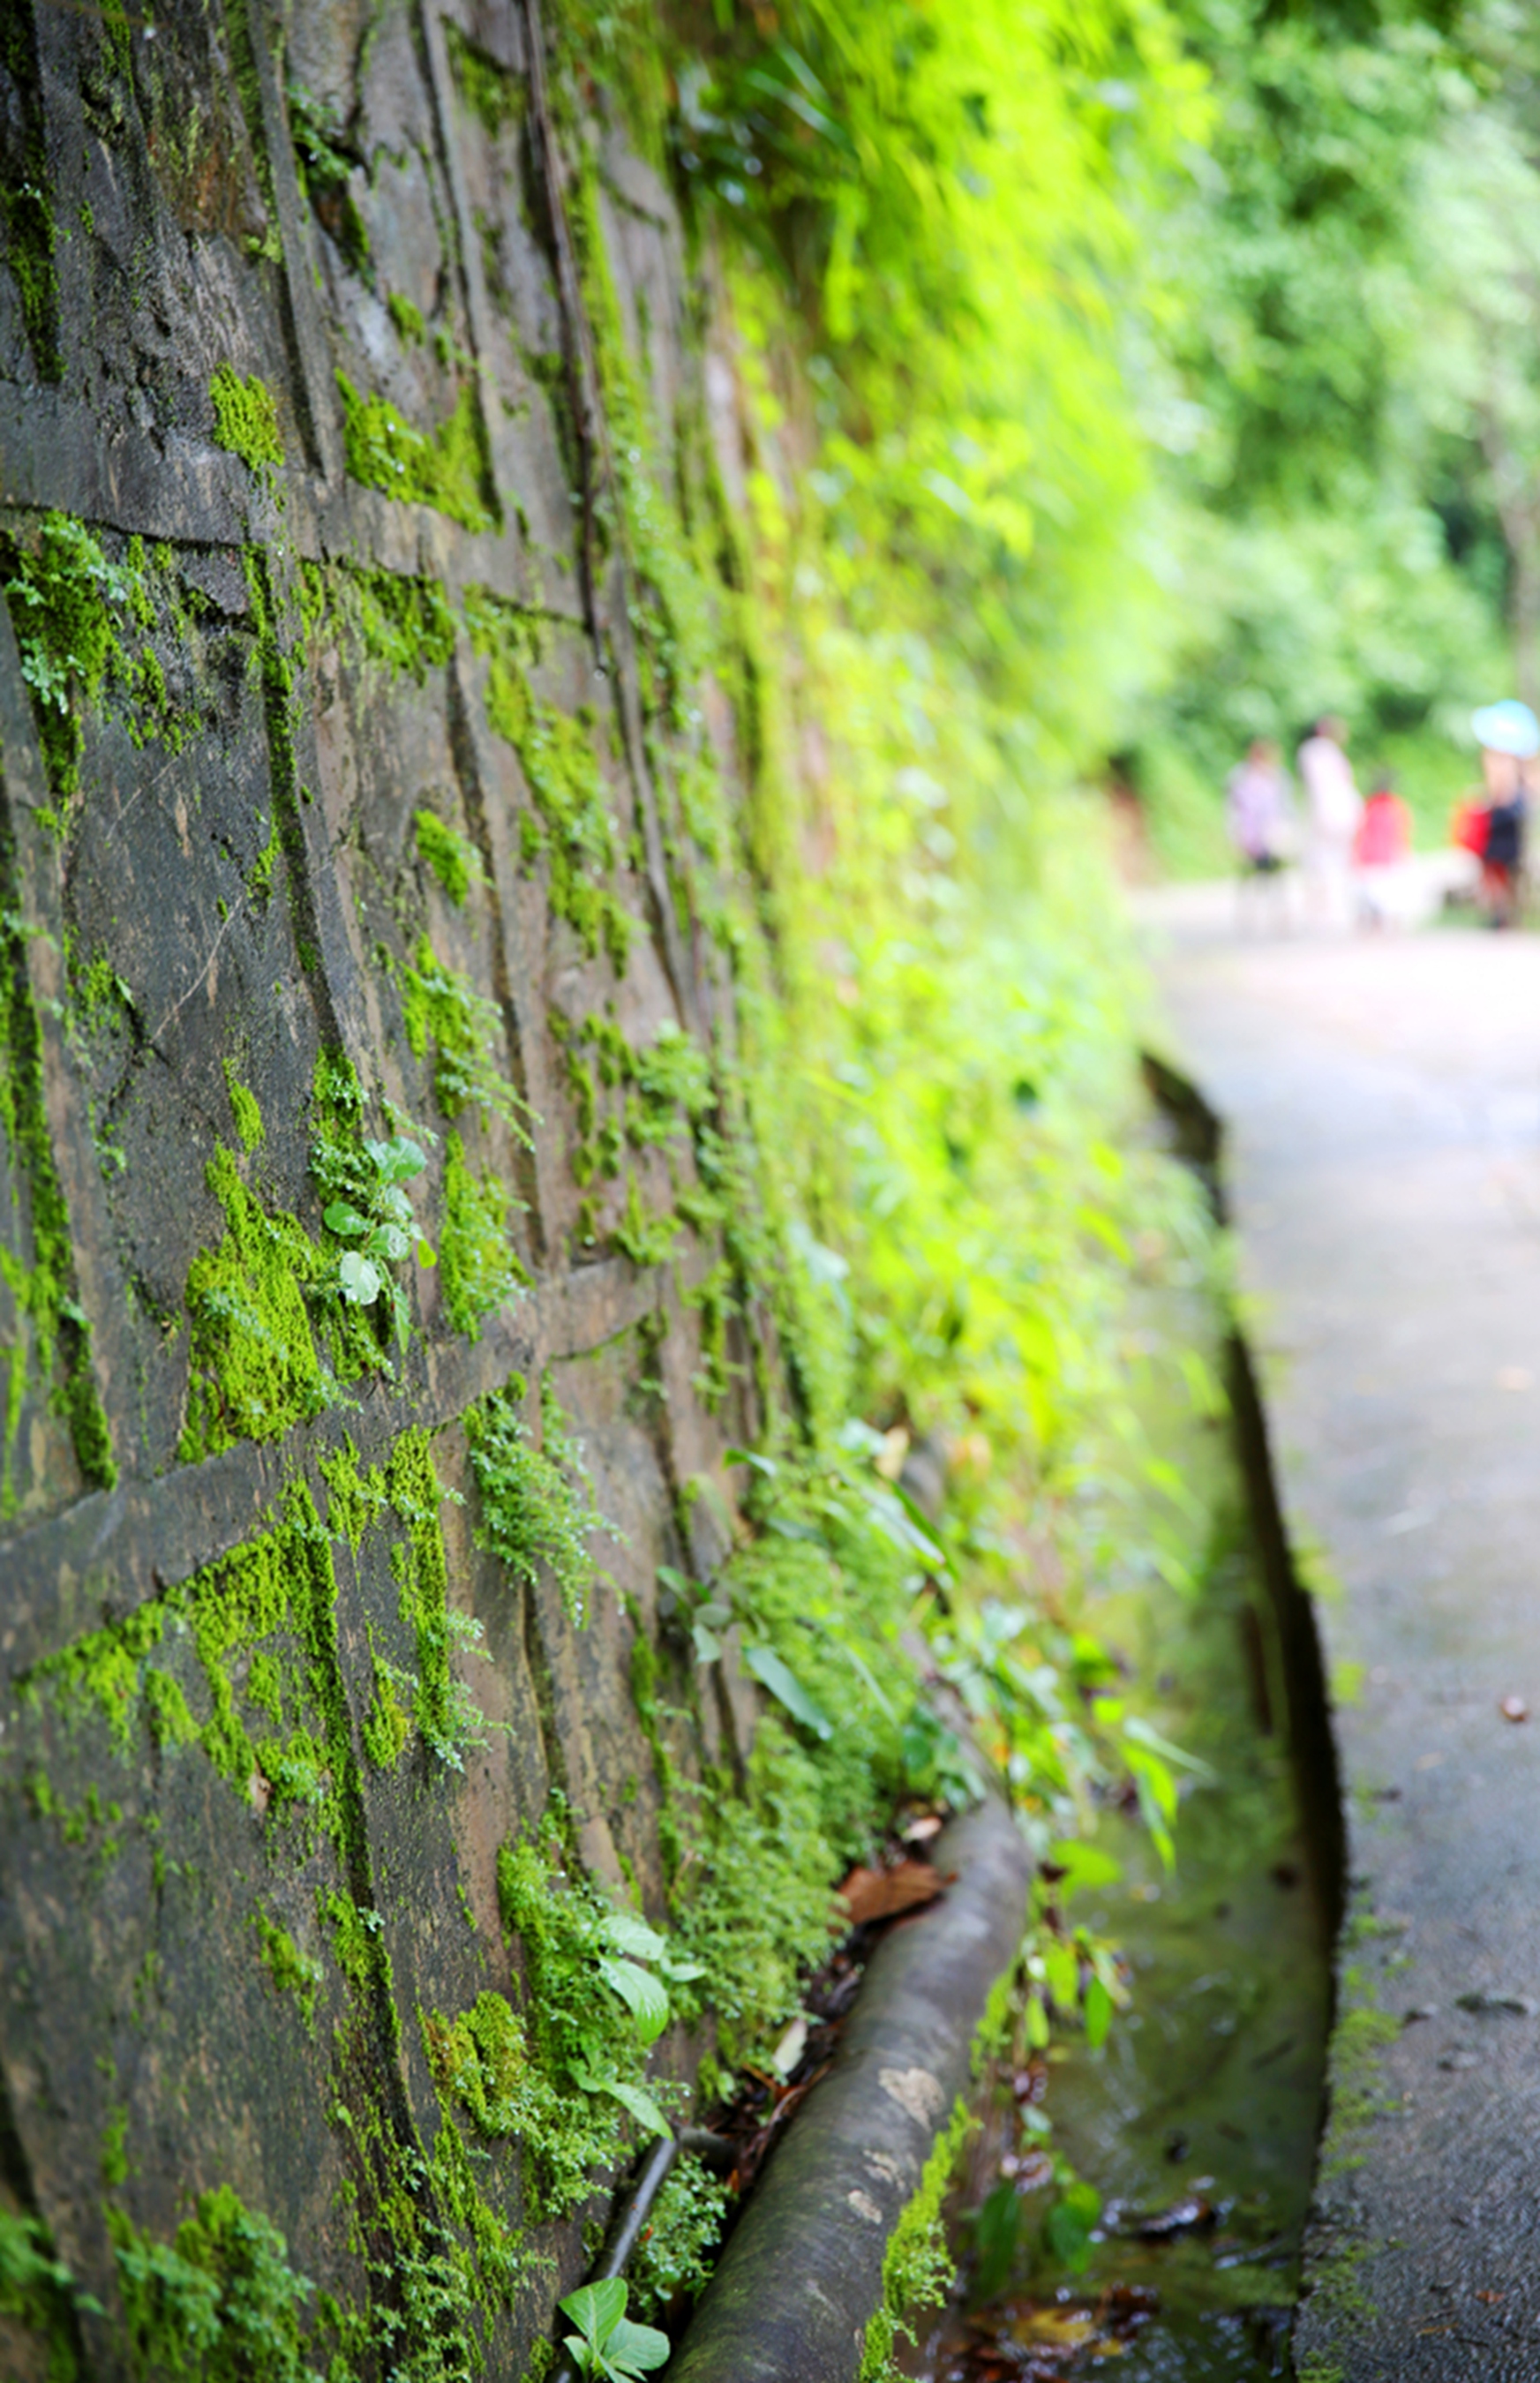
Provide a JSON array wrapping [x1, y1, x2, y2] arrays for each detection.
[[1469, 700, 1538, 929]]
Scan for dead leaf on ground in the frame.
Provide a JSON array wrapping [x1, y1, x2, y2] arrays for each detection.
[[1011, 2308, 1101, 2350], [837, 1857, 946, 1926]]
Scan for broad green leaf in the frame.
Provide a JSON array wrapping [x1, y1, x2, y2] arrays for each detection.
[[1025, 1989, 1050, 2049], [1046, 1839, 1123, 1899], [560, 2278, 627, 2349], [336, 1250, 381, 1304], [1043, 1941, 1078, 2012], [743, 1643, 832, 1740], [601, 1912, 669, 1964], [599, 2078, 672, 2139], [606, 2318, 672, 2375], [1123, 1713, 1214, 1778], [1085, 1973, 1112, 2048], [692, 1621, 723, 1665], [597, 1957, 670, 2043], [324, 1201, 370, 1238]]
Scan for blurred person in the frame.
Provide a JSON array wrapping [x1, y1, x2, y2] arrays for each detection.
[[1297, 715, 1363, 929], [1354, 770, 1411, 930], [1226, 737, 1294, 929], [1469, 700, 1538, 929]]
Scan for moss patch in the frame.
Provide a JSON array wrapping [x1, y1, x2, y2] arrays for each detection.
[[210, 364, 285, 484], [414, 811, 487, 907], [440, 1131, 530, 1341], [401, 938, 533, 1139], [0, 814, 116, 1502], [464, 598, 635, 969], [860, 2100, 975, 2382], [466, 1374, 611, 1627], [337, 374, 499, 534]]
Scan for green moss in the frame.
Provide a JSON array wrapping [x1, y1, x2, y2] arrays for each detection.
[[384, 1427, 492, 1773], [222, 1059, 265, 1151], [445, 23, 524, 137], [401, 937, 534, 1139], [387, 290, 425, 344], [4, 512, 130, 805], [440, 1131, 530, 1341], [285, 79, 366, 277], [101, 2103, 131, 2188], [332, 565, 457, 683], [473, 1826, 672, 2218], [0, 2208, 83, 2382], [629, 2152, 727, 2319], [860, 2100, 974, 2382], [0, 4, 62, 382], [210, 365, 285, 484], [336, 373, 500, 533], [179, 1145, 329, 1462], [252, 1913, 323, 2030], [319, 1437, 387, 1553], [110, 2184, 318, 2383], [567, 158, 713, 724], [414, 810, 486, 906], [465, 1375, 612, 1627], [0, 825, 116, 1496], [464, 601, 635, 968], [612, 1175, 680, 1268]]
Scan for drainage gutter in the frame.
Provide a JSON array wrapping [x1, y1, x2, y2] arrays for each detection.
[[667, 1793, 1032, 2383]]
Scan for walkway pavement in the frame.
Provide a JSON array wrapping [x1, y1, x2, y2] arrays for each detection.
[[1143, 890, 1540, 2382]]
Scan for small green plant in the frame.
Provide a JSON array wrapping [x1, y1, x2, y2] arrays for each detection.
[[4, 511, 130, 799], [440, 1131, 530, 1341], [558, 2280, 669, 2382], [0, 2207, 94, 2378], [466, 1376, 614, 1625], [312, 1128, 437, 1350], [402, 939, 535, 1139], [109, 2184, 319, 2383], [629, 2153, 728, 2319]]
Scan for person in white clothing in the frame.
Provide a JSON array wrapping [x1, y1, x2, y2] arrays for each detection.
[[1296, 715, 1363, 929]]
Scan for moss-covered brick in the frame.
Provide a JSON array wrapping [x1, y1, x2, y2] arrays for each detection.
[[401, 938, 533, 1139], [440, 1130, 530, 1341], [337, 374, 500, 534], [414, 810, 487, 906], [179, 1144, 329, 1462], [465, 1375, 611, 1628], [0, 816, 116, 1502], [210, 364, 286, 483], [463, 600, 635, 967]]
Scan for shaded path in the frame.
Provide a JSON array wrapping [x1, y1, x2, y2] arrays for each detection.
[[1145, 892, 1540, 2382]]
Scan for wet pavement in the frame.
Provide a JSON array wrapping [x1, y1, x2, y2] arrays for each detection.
[[1146, 892, 1540, 2381]]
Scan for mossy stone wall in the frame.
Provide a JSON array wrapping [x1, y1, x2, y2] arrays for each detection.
[[0, 3, 776, 2373]]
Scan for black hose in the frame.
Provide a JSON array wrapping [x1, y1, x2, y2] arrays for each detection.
[[549, 2127, 734, 2382]]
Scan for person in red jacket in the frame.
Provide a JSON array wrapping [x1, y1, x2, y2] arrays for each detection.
[[1354, 771, 1411, 930]]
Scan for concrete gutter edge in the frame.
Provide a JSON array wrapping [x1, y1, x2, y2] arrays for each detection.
[[667, 1794, 1033, 2383]]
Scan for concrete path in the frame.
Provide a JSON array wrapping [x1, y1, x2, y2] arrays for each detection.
[[1142, 890, 1540, 2382]]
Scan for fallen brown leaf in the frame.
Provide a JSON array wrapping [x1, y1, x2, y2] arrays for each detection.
[[837, 1857, 946, 1926]]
